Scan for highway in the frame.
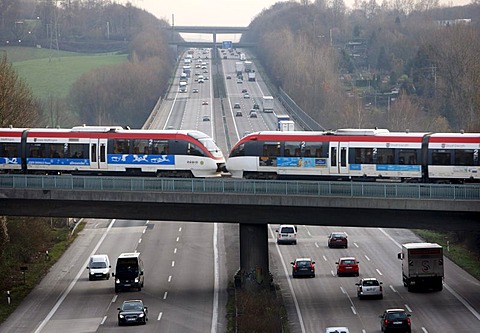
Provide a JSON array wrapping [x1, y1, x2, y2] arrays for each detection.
[[1, 48, 480, 333]]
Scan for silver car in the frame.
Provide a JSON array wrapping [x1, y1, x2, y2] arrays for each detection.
[[356, 277, 383, 299]]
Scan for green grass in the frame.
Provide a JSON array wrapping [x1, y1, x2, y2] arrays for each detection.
[[2, 46, 128, 99]]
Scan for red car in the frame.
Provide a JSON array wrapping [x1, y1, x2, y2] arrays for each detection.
[[336, 257, 359, 276]]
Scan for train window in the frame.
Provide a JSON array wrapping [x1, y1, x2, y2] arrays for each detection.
[[263, 142, 281, 157], [454, 149, 475, 165], [186, 142, 205, 156], [133, 140, 150, 155], [398, 149, 418, 165], [431, 150, 452, 165], [27, 143, 46, 158], [331, 147, 337, 166], [1, 144, 19, 157], [152, 140, 169, 155], [230, 143, 245, 157], [284, 142, 297, 157], [352, 148, 374, 164], [376, 148, 394, 164], [68, 144, 86, 158], [49, 143, 65, 158], [113, 139, 130, 154]]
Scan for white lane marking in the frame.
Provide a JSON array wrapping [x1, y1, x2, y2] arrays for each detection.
[[176, 236, 180, 242], [421, 328, 428, 333], [390, 285, 397, 293], [322, 255, 327, 261], [174, 248, 177, 254], [376, 268, 383, 276], [364, 255, 371, 261], [354, 242, 359, 248], [210, 223, 219, 333], [158, 312, 163, 321], [163, 292, 168, 300], [178, 227, 182, 232], [315, 242, 319, 248], [171, 261, 175, 267], [340, 287, 347, 294], [351, 306, 357, 315], [268, 225, 307, 333], [101, 316, 107, 325], [405, 304, 412, 312], [379, 228, 480, 321], [138, 238, 142, 244], [34, 219, 117, 333], [331, 270, 335, 277], [112, 295, 118, 302], [168, 275, 172, 282]]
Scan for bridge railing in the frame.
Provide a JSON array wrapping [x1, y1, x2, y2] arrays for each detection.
[[0, 175, 479, 201]]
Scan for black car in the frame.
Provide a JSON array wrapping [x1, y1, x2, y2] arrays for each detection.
[[380, 308, 411, 333], [290, 258, 315, 278], [118, 300, 148, 326]]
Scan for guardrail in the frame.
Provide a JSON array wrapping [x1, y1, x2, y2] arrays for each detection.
[[1, 175, 479, 201]]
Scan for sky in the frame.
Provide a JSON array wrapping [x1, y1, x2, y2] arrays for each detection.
[[128, 0, 473, 27]]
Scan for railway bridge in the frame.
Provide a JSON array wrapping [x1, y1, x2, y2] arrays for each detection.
[[1, 175, 479, 288]]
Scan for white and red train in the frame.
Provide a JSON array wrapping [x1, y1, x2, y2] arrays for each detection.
[[0, 126, 225, 178], [226, 128, 480, 183]]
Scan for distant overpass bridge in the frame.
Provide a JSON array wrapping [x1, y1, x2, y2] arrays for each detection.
[[167, 25, 255, 53]]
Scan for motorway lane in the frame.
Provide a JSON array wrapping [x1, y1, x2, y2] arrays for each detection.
[[269, 225, 480, 333]]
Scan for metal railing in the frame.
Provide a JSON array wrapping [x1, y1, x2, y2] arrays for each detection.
[[0, 175, 479, 201]]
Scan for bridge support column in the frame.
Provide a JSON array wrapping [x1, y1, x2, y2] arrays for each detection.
[[237, 224, 270, 290]]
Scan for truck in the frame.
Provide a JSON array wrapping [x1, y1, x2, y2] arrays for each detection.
[[397, 242, 444, 292], [235, 62, 243, 76], [244, 61, 252, 72], [279, 120, 294, 131], [248, 71, 256, 81], [240, 53, 246, 61], [276, 115, 290, 130], [262, 95, 274, 113], [179, 81, 187, 93]]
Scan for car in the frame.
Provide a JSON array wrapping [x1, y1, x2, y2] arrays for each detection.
[[356, 277, 383, 299], [235, 110, 243, 117], [202, 115, 210, 122], [290, 258, 315, 278], [276, 224, 297, 244], [233, 103, 241, 109], [117, 300, 148, 326], [198, 78, 204, 83], [242, 88, 248, 93], [86, 254, 111, 280], [249, 109, 258, 118], [244, 93, 250, 99], [328, 232, 348, 248], [202, 100, 208, 105], [252, 103, 260, 110], [336, 257, 359, 276], [192, 88, 199, 93], [379, 308, 411, 333], [226, 75, 231, 79], [237, 79, 243, 84], [204, 76, 209, 80], [325, 327, 350, 333]]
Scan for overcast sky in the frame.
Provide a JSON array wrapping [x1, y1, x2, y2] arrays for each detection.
[[129, 0, 472, 26]]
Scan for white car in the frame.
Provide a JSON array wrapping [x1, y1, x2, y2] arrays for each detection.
[[276, 224, 297, 244], [356, 277, 383, 299], [325, 327, 349, 333]]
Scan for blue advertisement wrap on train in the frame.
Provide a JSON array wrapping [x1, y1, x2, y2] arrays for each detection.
[[27, 158, 89, 166], [277, 157, 327, 168], [108, 154, 175, 165], [1, 157, 21, 165]]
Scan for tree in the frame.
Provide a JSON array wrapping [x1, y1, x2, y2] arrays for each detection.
[[0, 53, 39, 127]]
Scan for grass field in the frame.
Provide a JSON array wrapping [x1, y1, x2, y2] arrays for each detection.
[[1, 46, 128, 99]]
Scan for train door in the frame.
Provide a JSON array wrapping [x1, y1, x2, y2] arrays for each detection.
[[89, 139, 108, 169], [329, 142, 349, 175]]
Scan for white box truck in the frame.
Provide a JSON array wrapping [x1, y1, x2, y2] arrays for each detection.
[[262, 96, 274, 113], [279, 120, 294, 131], [397, 242, 444, 292]]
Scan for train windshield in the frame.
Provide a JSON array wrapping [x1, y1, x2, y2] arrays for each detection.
[[188, 131, 223, 158]]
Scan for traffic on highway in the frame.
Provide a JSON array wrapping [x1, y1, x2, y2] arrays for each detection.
[[1, 47, 479, 333]]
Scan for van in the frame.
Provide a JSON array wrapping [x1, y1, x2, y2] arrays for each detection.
[[112, 252, 145, 292], [87, 254, 111, 280], [276, 224, 298, 244]]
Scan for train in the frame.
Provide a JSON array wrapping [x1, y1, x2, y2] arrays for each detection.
[[225, 128, 480, 183], [0, 126, 225, 178]]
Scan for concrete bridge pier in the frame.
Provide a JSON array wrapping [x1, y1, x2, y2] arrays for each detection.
[[237, 223, 270, 290]]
